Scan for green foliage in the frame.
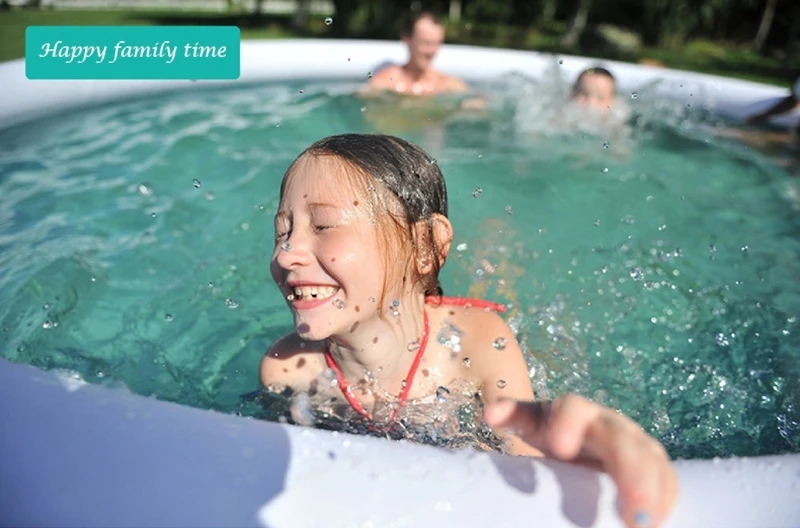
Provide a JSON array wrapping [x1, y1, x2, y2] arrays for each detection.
[[0, 0, 797, 86]]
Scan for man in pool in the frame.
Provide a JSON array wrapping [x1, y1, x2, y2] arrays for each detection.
[[364, 10, 469, 96]]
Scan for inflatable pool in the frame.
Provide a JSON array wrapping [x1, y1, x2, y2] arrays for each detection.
[[0, 40, 799, 528]]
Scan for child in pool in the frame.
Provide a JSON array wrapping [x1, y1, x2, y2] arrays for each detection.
[[261, 133, 677, 528], [571, 66, 617, 113]]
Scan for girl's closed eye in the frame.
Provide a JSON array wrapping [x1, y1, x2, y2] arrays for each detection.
[[273, 215, 291, 241]]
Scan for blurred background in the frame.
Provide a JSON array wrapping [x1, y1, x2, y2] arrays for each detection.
[[1, 0, 798, 87]]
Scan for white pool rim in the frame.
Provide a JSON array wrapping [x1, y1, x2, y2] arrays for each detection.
[[0, 40, 798, 528], [0, 38, 798, 131]]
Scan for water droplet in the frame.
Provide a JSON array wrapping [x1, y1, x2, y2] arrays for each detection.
[[472, 187, 482, 198], [369, 297, 376, 303], [437, 321, 465, 353], [392, 299, 400, 308], [360, 106, 366, 113], [715, 333, 730, 347], [496, 379, 507, 389], [463, 357, 471, 367], [280, 241, 291, 251], [192, 178, 201, 188], [505, 205, 513, 215], [558, 59, 564, 65], [456, 242, 468, 251], [42, 320, 54, 329], [151, 212, 157, 218], [602, 141, 610, 149], [225, 298, 239, 309], [332, 298, 345, 310], [593, 219, 600, 227], [137, 183, 153, 196], [629, 267, 644, 281], [366, 71, 373, 79], [324, 17, 333, 25], [318, 368, 338, 388], [204, 191, 215, 201], [601, 167, 609, 173], [298, 89, 304, 94], [165, 313, 173, 322], [630, 92, 638, 99], [407, 340, 420, 352], [492, 337, 508, 350], [42, 303, 50, 310], [290, 392, 315, 427], [741, 245, 748, 253], [658, 224, 667, 231], [436, 386, 450, 403]]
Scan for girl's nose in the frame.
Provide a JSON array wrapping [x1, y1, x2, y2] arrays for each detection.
[[275, 230, 313, 270]]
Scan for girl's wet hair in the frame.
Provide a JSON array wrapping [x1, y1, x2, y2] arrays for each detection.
[[281, 133, 449, 308]]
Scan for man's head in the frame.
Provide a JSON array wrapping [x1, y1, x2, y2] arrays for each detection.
[[400, 11, 445, 74]]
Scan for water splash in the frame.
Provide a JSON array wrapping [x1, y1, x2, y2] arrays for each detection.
[[437, 321, 464, 354]]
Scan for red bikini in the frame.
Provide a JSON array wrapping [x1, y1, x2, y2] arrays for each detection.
[[324, 295, 507, 422]]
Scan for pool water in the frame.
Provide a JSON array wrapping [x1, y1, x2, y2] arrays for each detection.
[[1, 79, 798, 460]]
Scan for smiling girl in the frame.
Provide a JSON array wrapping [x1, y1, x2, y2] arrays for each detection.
[[261, 133, 677, 528]]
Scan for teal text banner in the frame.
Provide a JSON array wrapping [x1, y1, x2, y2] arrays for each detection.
[[26, 26, 240, 80]]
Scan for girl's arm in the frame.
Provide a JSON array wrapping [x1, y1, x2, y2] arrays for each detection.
[[484, 397, 678, 528], [260, 333, 322, 391], [468, 312, 544, 457]]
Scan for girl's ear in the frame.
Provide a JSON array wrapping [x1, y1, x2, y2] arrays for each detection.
[[413, 214, 453, 275], [431, 213, 453, 265]]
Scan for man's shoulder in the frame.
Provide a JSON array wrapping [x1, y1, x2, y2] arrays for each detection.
[[370, 64, 403, 85]]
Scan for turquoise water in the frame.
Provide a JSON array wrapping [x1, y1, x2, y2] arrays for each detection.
[[1, 80, 798, 460]]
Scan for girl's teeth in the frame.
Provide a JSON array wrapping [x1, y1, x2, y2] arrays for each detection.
[[290, 286, 336, 300]]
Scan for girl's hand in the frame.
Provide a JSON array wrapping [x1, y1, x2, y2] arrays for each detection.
[[484, 395, 678, 528]]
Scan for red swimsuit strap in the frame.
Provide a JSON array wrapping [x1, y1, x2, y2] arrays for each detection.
[[425, 295, 507, 313], [324, 309, 430, 423]]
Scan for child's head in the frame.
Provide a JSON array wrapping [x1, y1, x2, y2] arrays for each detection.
[[272, 134, 453, 338], [571, 67, 616, 112]]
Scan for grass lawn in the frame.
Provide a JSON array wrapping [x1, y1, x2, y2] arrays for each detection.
[[0, 8, 796, 88], [0, 9, 308, 62]]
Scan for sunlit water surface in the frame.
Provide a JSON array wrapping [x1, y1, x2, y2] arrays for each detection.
[[1, 75, 799, 459]]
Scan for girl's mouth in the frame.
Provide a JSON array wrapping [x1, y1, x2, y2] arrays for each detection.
[[287, 285, 338, 301]]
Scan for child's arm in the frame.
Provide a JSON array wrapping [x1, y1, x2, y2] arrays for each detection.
[[260, 333, 322, 391], [484, 396, 678, 528], [468, 312, 544, 457]]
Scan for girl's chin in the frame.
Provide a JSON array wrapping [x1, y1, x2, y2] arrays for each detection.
[[293, 315, 341, 343], [294, 323, 329, 342]]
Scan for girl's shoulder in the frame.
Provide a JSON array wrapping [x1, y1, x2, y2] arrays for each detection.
[[260, 333, 326, 393], [425, 297, 529, 386], [426, 297, 516, 356]]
